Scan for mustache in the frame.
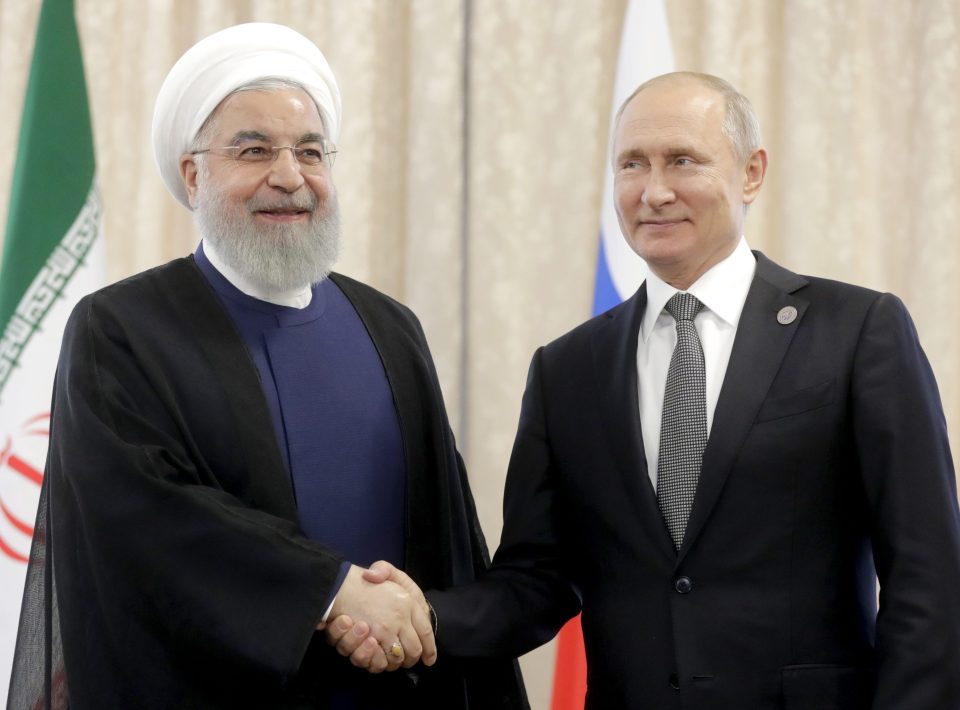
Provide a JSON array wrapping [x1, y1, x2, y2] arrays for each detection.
[[246, 194, 318, 212]]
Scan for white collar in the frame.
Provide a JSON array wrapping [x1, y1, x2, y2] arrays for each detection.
[[641, 237, 757, 341]]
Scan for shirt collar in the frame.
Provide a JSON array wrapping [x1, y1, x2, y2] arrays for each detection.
[[201, 238, 314, 309], [640, 236, 757, 341]]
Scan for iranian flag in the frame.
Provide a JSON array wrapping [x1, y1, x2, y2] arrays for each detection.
[[550, 0, 673, 707], [0, 0, 104, 701]]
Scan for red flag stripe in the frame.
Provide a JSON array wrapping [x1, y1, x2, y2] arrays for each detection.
[[22, 412, 51, 427], [0, 497, 34, 536], [550, 615, 588, 710], [5, 453, 43, 486], [22, 412, 51, 438], [0, 534, 29, 563]]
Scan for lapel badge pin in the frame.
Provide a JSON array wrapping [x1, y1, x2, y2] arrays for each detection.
[[777, 306, 798, 325]]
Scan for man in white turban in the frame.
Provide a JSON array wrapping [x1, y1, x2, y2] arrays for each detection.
[[7, 23, 525, 710]]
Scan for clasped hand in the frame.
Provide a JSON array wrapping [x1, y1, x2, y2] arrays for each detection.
[[318, 561, 434, 673]]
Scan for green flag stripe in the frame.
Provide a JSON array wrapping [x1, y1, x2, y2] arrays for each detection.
[[0, 183, 101, 396], [0, 0, 95, 330]]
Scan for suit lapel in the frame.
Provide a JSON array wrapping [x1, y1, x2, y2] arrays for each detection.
[[678, 253, 809, 560], [591, 284, 676, 559]]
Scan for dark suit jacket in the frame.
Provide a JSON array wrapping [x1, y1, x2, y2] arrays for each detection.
[[430, 252, 960, 709]]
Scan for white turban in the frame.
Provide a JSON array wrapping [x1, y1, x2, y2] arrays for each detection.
[[151, 22, 341, 209]]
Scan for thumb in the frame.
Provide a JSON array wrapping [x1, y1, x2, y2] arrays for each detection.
[[362, 560, 396, 583]]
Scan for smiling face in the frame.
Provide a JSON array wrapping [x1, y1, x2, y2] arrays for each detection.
[[179, 87, 340, 291], [612, 77, 766, 290]]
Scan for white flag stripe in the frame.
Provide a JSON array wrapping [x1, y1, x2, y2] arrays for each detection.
[[0, 185, 103, 394], [600, 0, 675, 301], [0, 181, 105, 703]]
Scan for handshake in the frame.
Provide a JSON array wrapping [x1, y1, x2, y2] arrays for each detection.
[[317, 561, 436, 673]]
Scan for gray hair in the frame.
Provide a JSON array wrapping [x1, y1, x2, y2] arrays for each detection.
[[613, 71, 762, 164]]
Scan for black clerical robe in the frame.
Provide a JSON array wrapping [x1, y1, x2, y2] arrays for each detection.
[[7, 257, 524, 710]]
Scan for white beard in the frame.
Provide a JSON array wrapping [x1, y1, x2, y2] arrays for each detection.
[[193, 181, 341, 293]]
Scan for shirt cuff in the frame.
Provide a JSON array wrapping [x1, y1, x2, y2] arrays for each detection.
[[321, 560, 351, 622]]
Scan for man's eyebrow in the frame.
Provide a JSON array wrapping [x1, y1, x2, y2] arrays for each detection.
[[615, 147, 647, 163], [228, 130, 270, 145], [666, 145, 704, 157], [296, 132, 326, 144], [615, 144, 705, 162], [226, 131, 327, 145]]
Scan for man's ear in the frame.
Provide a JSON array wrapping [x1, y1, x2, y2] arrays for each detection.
[[742, 147, 768, 205], [179, 153, 200, 209]]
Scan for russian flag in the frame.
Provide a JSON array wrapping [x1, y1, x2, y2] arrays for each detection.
[[550, 1, 673, 707]]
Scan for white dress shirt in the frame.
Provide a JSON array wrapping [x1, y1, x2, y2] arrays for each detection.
[[637, 237, 756, 490]]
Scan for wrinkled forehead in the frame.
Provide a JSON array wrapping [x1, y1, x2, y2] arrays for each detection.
[[614, 85, 738, 164], [625, 80, 725, 130], [202, 88, 328, 143], [618, 88, 725, 145]]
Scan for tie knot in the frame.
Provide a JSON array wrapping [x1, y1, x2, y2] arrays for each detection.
[[665, 292, 703, 322]]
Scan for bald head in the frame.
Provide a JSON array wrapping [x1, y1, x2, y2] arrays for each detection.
[[614, 72, 762, 165]]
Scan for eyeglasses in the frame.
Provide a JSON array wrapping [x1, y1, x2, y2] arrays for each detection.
[[191, 139, 338, 169]]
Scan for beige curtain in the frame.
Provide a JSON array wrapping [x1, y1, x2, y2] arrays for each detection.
[[1, 1, 958, 707]]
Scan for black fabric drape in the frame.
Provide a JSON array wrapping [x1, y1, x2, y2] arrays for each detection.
[[7, 258, 525, 710]]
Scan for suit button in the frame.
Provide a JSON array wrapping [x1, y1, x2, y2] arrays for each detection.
[[674, 576, 692, 594], [668, 672, 680, 690]]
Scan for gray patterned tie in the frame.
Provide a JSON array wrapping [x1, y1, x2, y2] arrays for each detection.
[[657, 292, 707, 550]]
